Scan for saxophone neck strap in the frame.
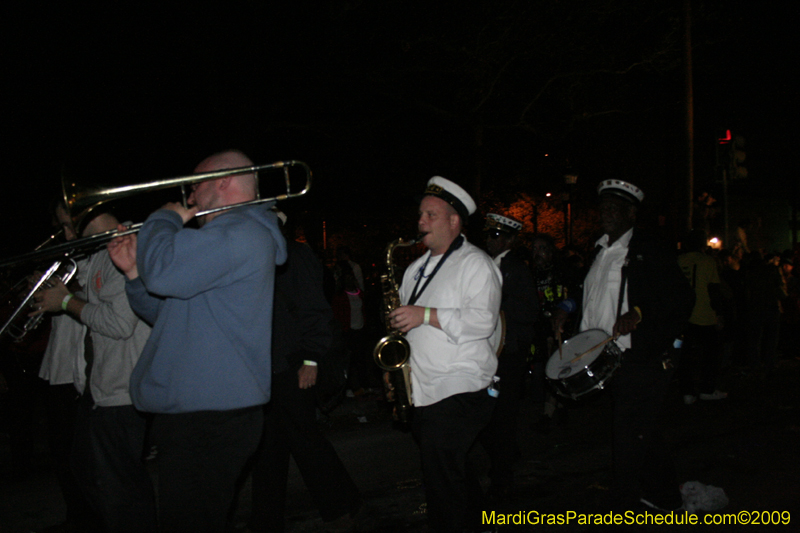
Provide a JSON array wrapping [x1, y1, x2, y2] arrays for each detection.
[[408, 235, 463, 306]]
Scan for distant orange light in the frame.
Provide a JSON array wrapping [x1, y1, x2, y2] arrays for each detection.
[[545, 192, 552, 197], [707, 237, 722, 250]]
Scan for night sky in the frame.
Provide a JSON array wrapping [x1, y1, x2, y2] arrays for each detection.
[[4, 1, 798, 258]]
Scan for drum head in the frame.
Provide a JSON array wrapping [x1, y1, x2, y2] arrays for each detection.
[[545, 329, 610, 380]]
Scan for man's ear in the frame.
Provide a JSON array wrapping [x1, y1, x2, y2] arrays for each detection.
[[449, 213, 461, 230], [217, 176, 232, 190]]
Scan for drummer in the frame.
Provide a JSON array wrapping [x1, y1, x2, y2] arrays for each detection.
[[555, 179, 693, 513]]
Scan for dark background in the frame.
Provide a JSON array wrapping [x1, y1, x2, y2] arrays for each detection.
[[3, 0, 797, 258]]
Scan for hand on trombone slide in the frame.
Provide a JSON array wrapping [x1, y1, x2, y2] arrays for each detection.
[[108, 224, 139, 281], [160, 202, 199, 225]]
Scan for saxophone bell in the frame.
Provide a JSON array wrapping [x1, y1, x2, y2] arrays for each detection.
[[374, 334, 410, 371]]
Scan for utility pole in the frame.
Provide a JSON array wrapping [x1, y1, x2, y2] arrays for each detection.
[[684, 0, 694, 232]]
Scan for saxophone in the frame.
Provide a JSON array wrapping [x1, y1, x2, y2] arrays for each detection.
[[373, 237, 417, 423]]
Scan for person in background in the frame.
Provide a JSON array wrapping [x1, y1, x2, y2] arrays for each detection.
[[677, 229, 727, 404], [332, 261, 371, 395], [35, 203, 94, 533], [744, 250, 785, 376], [247, 211, 360, 533], [34, 210, 156, 533], [529, 232, 581, 432], [480, 212, 537, 502]]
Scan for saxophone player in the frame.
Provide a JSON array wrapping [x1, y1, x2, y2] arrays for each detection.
[[388, 176, 502, 533]]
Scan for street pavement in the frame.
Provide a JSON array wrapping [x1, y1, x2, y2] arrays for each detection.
[[2, 358, 799, 532]]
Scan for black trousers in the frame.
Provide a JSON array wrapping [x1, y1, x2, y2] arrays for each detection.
[[480, 349, 526, 490], [44, 382, 95, 529], [152, 405, 263, 533], [413, 389, 495, 532], [248, 368, 359, 532], [71, 393, 157, 533], [611, 354, 681, 511]]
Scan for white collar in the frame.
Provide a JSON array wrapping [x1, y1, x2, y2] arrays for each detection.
[[493, 249, 510, 266], [595, 227, 634, 250]]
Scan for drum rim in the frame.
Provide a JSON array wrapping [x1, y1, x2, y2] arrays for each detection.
[[545, 328, 611, 379]]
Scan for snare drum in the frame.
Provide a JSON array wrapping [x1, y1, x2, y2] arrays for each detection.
[[545, 329, 622, 400]]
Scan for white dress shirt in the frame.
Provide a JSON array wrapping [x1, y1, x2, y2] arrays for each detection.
[[399, 237, 502, 406], [580, 228, 634, 351]]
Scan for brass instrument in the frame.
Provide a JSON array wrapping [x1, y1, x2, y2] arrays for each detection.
[[0, 259, 78, 342], [373, 237, 417, 423], [0, 160, 312, 269]]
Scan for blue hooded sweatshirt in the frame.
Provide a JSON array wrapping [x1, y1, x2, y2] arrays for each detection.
[[125, 204, 287, 414]]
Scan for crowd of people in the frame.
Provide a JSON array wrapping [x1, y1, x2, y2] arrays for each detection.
[[1, 160, 798, 533]]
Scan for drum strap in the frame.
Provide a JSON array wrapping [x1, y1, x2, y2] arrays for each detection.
[[616, 259, 630, 321]]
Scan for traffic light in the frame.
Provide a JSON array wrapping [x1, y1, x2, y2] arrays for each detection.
[[730, 134, 747, 179], [715, 129, 747, 181]]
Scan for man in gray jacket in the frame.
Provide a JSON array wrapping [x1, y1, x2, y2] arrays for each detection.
[[34, 211, 156, 533]]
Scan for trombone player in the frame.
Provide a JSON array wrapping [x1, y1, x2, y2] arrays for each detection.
[[108, 149, 288, 533]]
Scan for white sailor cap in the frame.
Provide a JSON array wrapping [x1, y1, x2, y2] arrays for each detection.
[[484, 213, 523, 234], [424, 176, 477, 221], [597, 179, 644, 204]]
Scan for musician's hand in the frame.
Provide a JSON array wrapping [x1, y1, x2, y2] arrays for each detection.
[[108, 225, 138, 280], [31, 278, 70, 316], [390, 305, 435, 332], [613, 310, 641, 337], [297, 364, 317, 389], [161, 202, 199, 224]]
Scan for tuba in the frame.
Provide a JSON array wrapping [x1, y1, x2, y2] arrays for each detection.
[[373, 238, 417, 423]]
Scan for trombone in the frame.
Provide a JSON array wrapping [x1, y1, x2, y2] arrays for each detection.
[[0, 160, 311, 269]]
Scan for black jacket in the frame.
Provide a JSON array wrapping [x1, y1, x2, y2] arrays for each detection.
[[618, 228, 695, 360], [498, 249, 538, 355]]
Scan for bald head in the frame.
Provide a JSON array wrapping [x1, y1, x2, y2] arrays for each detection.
[[194, 149, 258, 202], [189, 150, 257, 224]]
